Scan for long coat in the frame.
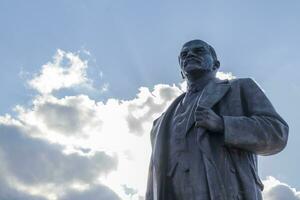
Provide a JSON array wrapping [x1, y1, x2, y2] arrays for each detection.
[[145, 78, 289, 200]]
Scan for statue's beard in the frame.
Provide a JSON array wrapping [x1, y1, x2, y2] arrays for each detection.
[[182, 62, 214, 81], [184, 63, 213, 75]]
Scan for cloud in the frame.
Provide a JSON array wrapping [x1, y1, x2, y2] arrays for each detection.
[[126, 84, 182, 135], [0, 119, 118, 199], [122, 184, 138, 197], [216, 71, 236, 80], [100, 83, 110, 93], [16, 95, 103, 138], [0, 179, 47, 200], [28, 49, 91, 94], [4, 75, 182, 199], [8, 82, 181, 199], [61, 184, 121, 200], [0, 124, 118, 184], [263, 176, 300, 200]]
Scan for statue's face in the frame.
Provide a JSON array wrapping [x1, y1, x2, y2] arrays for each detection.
[[179, 40, 216, 77]]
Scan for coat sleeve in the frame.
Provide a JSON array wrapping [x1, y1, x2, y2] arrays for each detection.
[[145, 157, 153, 200], [145, 117, 160, 200], [223, 78, 289, 155]]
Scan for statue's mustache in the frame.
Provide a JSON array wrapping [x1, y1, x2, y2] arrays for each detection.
[[184, 57, 203, 67]]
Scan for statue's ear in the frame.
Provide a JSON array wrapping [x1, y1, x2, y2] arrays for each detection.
[[179, 56, 185, 79], [214, 60, 220, 70]]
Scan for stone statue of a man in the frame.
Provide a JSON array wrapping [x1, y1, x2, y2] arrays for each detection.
[[145, 40, 289, 200]]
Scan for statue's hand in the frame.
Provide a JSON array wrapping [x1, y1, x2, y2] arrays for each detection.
[[194, 106, 224, 133]]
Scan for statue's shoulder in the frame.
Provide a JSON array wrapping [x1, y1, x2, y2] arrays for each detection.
[[228, 77, 258, 87], [228, 78, 265, 97], [228, 77, 251, 83]]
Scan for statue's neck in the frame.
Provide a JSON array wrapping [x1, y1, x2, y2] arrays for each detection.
[[186, 73, 216, 92]]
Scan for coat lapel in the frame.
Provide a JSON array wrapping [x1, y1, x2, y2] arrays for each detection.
[[185, 78, 231, 134], [152, 93, 185, 170], [197, 78, 231, 108]]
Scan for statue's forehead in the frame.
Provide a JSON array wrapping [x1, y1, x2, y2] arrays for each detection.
[[181, 40, 209, 51]]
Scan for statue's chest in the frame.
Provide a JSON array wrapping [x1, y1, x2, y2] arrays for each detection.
[[169, 92, 200, 138]]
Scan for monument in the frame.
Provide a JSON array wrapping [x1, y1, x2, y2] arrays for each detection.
[[145, 40, 289, 200]]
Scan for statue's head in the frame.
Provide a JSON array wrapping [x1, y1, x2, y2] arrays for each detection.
[[178, 39, 220, 79]]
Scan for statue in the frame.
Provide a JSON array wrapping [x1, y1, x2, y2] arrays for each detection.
[[145, 40, 289, 200]]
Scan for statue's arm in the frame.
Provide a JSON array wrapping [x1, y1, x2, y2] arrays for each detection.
[[145, 116, 161, 200], [149, 114, 163, 148], [145, 156, 153, 200], [223, 78, 289, 155]]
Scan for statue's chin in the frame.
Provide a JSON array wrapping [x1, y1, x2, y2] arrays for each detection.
[[184, 64, 210, 75]]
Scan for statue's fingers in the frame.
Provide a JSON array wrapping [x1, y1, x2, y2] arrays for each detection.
[[195, 113, 206, 122], [195, 119, 208, 128], [195, 109, 209, 116]]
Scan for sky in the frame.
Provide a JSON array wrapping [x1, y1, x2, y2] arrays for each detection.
[[0, 0, 300, 199]]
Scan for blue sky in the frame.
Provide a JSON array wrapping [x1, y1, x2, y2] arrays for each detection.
[[0, 1, 299, 199]]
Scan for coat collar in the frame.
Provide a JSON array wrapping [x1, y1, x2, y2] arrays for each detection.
[[196, 78, 230, 108]]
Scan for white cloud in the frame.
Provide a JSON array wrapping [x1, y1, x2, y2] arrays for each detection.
[[0, 121, 118, 199], [60, 184, 121, 200], [100, 83, 109, 93], [263, 176, 300, 200], [8, 82, 181, 199], [125, 84, 182, 135], [28, 49, 91, 94], [216, 71, 236, 80], [16, 95, 104, 139]]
